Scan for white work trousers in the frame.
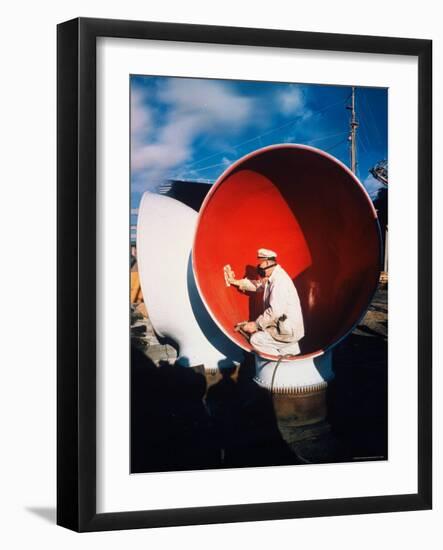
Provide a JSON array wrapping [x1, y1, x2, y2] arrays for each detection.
[[250, 329, 301, 357]]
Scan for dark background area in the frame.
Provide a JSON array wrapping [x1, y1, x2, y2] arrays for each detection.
[[131, 286, 387, 473]]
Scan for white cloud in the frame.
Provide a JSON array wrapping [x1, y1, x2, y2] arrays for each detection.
[[131, 87, 153, 143], [157, 78, 253, 126], [277, 86, 312, 118], [362, 173, 383, 199], [131, 79, 257, 190]]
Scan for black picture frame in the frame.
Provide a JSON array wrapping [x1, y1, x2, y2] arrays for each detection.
[[57, 17, 432, 532]]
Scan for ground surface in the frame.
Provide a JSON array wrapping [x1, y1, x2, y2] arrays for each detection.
[[130, 285, 388, 471]]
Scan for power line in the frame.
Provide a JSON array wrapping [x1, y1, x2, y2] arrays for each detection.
[[180, 130, 349, 180], [357, 111, 372, 150], [171, 96, 348, 175], [362, 92, 383, 143], [357, 134, 368, 155], [324, 138, 347, 153], [189, 161, 230, 173], [307, 130, 349, 145]]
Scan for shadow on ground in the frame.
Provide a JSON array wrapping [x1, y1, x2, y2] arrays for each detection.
[[131, 287, 388, 472], [131, 349, 299, 473]]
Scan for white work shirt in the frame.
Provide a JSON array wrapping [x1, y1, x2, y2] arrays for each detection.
[[253, 264, 305, 341]]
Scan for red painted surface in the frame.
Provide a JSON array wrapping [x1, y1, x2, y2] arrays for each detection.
[[193, 145, 381, 360]]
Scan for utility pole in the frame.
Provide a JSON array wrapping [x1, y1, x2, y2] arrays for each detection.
[[347, 87, 358, 174]]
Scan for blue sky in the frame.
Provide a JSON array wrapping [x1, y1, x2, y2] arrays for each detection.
[[130, 75, 387, 210]]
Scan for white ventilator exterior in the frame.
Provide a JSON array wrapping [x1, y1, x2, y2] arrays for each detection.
[[137, 192, 243, 371], [254, 351, 334, 394], [137, 190, 334, 390]]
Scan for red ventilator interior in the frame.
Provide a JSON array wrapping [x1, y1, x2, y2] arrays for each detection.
[[192, 144, 382, 360]]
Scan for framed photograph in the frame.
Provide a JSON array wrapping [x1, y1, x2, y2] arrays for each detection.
[[57, 17, 432, 531]]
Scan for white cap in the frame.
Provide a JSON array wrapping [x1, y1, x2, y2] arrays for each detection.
[[257, 248, 277, 259]]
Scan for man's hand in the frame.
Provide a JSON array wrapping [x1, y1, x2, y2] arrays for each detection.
[[242, 321, 258, 334], [223, 264, 237, 287]]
